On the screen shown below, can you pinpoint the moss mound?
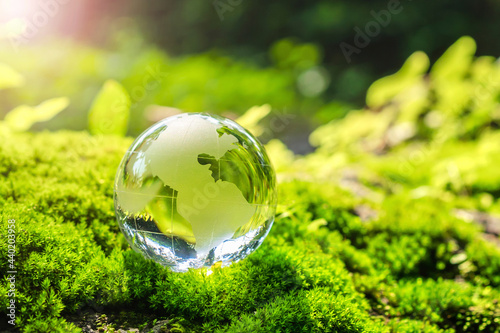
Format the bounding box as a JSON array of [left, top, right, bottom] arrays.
[[1, 37, 500, 332], [0, 132, 499, 332]]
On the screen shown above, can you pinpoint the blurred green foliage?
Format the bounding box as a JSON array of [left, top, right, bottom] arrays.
[[1, 36, 500, 332], [0, 36, 342, 136], [88, 80, 130, 136], [2, 0, 499, 117], [0, 62, 69, 134], [0, 63, 24, 90], [127, 0, 500, 103], [311, 36, 500, 152]]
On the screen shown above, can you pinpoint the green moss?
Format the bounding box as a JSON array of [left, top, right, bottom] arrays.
[[0, 131, 498, 332], [1, 38, 500, 332]]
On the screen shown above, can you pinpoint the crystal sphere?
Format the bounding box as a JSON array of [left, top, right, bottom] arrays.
[[114, 113, 277, 272]]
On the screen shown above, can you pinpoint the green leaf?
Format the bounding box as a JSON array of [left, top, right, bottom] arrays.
[[88, 80, 131, 136], [4, 97, 70, 132], [431, 36, 476, 81], [366, 51, 429, 108], [236, 104, 272, 136], [0, 62, 24, 90], [307, 218, 328, 232]]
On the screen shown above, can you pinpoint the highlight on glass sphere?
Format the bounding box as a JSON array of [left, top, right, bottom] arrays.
[[114, 112, 277, 272]]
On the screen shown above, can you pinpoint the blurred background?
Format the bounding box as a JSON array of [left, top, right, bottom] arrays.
[[0, 0, 499, 153]]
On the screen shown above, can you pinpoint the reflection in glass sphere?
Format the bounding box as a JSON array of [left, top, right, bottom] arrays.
[[114, 113, 277, 272]]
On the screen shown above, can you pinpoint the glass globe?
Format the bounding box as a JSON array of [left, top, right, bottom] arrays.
[[114, 113, 277, 272]]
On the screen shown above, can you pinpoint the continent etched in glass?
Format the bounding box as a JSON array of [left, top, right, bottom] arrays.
[[114, 113, 277, 272]]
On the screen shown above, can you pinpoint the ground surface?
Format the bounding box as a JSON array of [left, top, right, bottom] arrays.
[[1, 37, 500, 332], [0, 124, 499, 332]]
